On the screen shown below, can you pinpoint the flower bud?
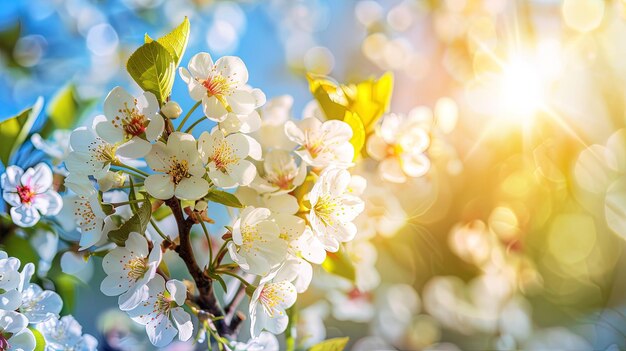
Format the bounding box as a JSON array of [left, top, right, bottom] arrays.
[[195, 200, 208, 211], [162, 101, 182, 119]]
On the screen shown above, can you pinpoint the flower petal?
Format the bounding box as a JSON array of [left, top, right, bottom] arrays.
[[145, 174, 175, 200]]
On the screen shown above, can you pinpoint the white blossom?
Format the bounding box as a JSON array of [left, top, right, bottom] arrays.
[[0, 310, 36, 351], [1, 163, 62, 227], [145, 132, 209, 200], [366, 113, 430, 183], [180, 52, 257, 122], [284, 117, 353, 168], [127, 275, 192, 348], [249, 274, 297, 337], [37, 315, 98, 351], [94, 86, 165, 158], [227, 207, 288, 276], [198, 129, 261, 189], [100, 232, 162, 311], [308, 168, 365, 251]]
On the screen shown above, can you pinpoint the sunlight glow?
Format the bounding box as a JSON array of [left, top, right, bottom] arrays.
[[500, 57, 544, 120]]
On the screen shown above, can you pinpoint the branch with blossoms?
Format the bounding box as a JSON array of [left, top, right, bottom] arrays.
[[0, 16, 438, 351]]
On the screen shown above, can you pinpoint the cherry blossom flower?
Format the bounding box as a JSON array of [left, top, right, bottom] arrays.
[[16, 261, 62, 324], [0, 251, 23, 311], [145, 132, 209, 200], [308, 168, 365, 251], [65, 126, 118, 179], [1, 163, 62, 227], [64, 174, 122, 250], [227, 206, 287, 276], [366, 113, 430, 183], [198, 129, 261, 189], [100, 232, 162, 311], [0, 310, 36, 351], [249, 274, 297, 337], [228, 331, 279, 351], [180, 52, 257, 121], [37, 315, 98, 351], [284, 117, 354, 168], [126, 275, 192, 348], [253, 95, 297, 151], [94, 86, 165, 158], [250, 150, 306, 194]]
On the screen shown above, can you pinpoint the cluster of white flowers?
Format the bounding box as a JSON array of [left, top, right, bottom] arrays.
[[0, 250, 97, 351], [51, 51, 367, 348]]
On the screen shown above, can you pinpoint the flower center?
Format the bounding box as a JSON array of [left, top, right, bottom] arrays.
[[0, 334, 10, 351], [240, 225, 265, 252], [112, 101, 149, 138], [89, 139, 117, 163], [124, 257, 148, 281], [211, 141, 237, 172], [168, 159, 190, 185], [266, 170, 296, 190], [154, 292, 172, 317], [202, 74, 231, 97], [313, 195, 338, 226], [122, 113, 148, 138], [74, 198, 97, 232], [16, 185, 35, 204], [303, 131, 327, 158], [259, 284, 284, 318]]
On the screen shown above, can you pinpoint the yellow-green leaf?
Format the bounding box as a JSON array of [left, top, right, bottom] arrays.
[[127, 41, 175, 103], [29, 327, 46, 351], [343, 111, 365, 161], [307, 73, 347, 120], [151, 17, 190, 67], [0, 97, 43, 166], [206, 189, 243, 208], [40, 84, 95, 138], [309, 337, 350, 351], [347, 72, 393, 133]]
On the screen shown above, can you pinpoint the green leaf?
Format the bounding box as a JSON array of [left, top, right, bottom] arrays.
[[152, 16, 190, 67], [29, 326, 46, 351], [0, 97, 43, 166], [309, 337, 350, 351], [343, 111, 365, 161], [107, 199, 152, 245], [206, 189, 243, 208], [321, 247, 355, 282], [126, 41, 175, 104], [55, 273, 78, 315], [40, 84, 95, 139]]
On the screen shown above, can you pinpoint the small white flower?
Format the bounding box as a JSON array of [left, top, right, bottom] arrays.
[[65, 126, 118, 179], [284, 117, 353, 168], [308, 168, 365, 251], [145, 132, 209, 200], [229, 331, 279, 351], [100, 232, 162, 311], [31, 130, 72, 175], [0, 310, 36, 351], [1, 163, 62, 227], [249, 274, 297, 337], [37, 315, 98, 351], [162, 100, 183, 119], [19, 283, 63, 324], [250, 150, 306, 194], [94, 87, 165, 159], [127, 275, 192, 348], [0, 251, 23, 311], [198, 129, 261, 189], [366, 113, 430, 183], [64, 175, 121, 250], [227, 207, 287, 276], [180, 52, 257, 121]]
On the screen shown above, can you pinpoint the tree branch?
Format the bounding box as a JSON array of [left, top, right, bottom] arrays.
[[165, 197, 243, 338]]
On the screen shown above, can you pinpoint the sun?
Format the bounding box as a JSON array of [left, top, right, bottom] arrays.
[[500, 56, 545, 121]]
